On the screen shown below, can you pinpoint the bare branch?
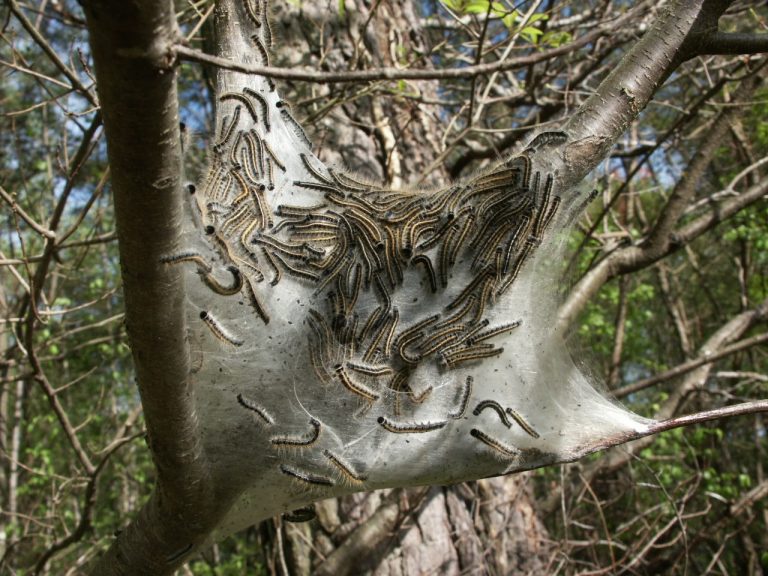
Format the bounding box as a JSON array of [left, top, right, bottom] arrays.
[[559, 0, 733, 187], [646, 400, 768, 436], [32, 433, 142, 575], [6, 0, 97, 106], [701, 32, 768, 55], [173, 9, 635, 85], [583, 297, 768, 478], [0, 185, 56, 239], [614, 332, 768, 398], [81, 0, 221, 572], [558, 128, 768, 332], [730, 479, 768, 516]]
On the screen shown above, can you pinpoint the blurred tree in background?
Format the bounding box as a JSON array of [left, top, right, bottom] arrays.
[[1, 0, 767, 573]]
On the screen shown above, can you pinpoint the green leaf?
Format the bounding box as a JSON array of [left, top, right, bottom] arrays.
[[464, 0, 491, 14], [53, 297, 72, 308], [521, 26, 543, 44], [542, 31, 572, 48], [440, 0, 463, 11], [739, 473, 751, 488], [502, 13, 516, 28], [527, 13, 549, 24], [489, 2, 507, 18]]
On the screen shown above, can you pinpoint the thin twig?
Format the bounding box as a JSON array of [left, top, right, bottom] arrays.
[[32, 432, 143, 575], [614, 332, 768, 398], [0, 185, 55, 239], [7, 0, 97, 105], [174, 19, 621, 84], [646, 400, 768, 436]]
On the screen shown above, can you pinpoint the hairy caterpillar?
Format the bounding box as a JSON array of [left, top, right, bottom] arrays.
[[377, 416, 447, 434]]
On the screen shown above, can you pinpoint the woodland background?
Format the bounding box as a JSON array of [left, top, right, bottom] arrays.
[[1, 0, 767, 574]]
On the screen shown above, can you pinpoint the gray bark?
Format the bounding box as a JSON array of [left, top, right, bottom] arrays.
[[83, 1, 221, 573]]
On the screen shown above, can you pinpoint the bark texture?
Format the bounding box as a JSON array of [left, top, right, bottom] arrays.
[[83, 1, 220, 573]]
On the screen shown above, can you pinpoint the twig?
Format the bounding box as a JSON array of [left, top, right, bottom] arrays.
[[615, 333, 768, 398], [645, 400, 768, 436], [7, 0, 97, 105], [174, 19, 620, 84], [0, 185, 55, 239], [32, 432, 143, 575]]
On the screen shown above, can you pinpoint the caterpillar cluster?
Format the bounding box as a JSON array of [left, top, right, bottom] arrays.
[[297, 154, 559, 420], [172, 0, 560, 490], [172, 91, 560, 393]]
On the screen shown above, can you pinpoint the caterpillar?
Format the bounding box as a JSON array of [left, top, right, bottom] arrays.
[[377, 416, 446, 434]]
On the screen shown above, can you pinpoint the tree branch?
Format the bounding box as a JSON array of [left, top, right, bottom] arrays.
[[701, 32, 768, 55], [730, 478, 768, 516], [614, 332, 768, 398], [73, 0, 763, 571], [0, 185, 55, 239], [587, 297, 768, 476], [563, 74, 732, 279], [81, 1, 219, 573], [646, 400, 768, 436], [542, 296, 768, 516], [558, 0, 732, 188], [6, 0, 97, 106], [173, 6, 636, 85], [557, 103, 768, 333], [644, 78, 753, 254], [33, 433, 141, 575]]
